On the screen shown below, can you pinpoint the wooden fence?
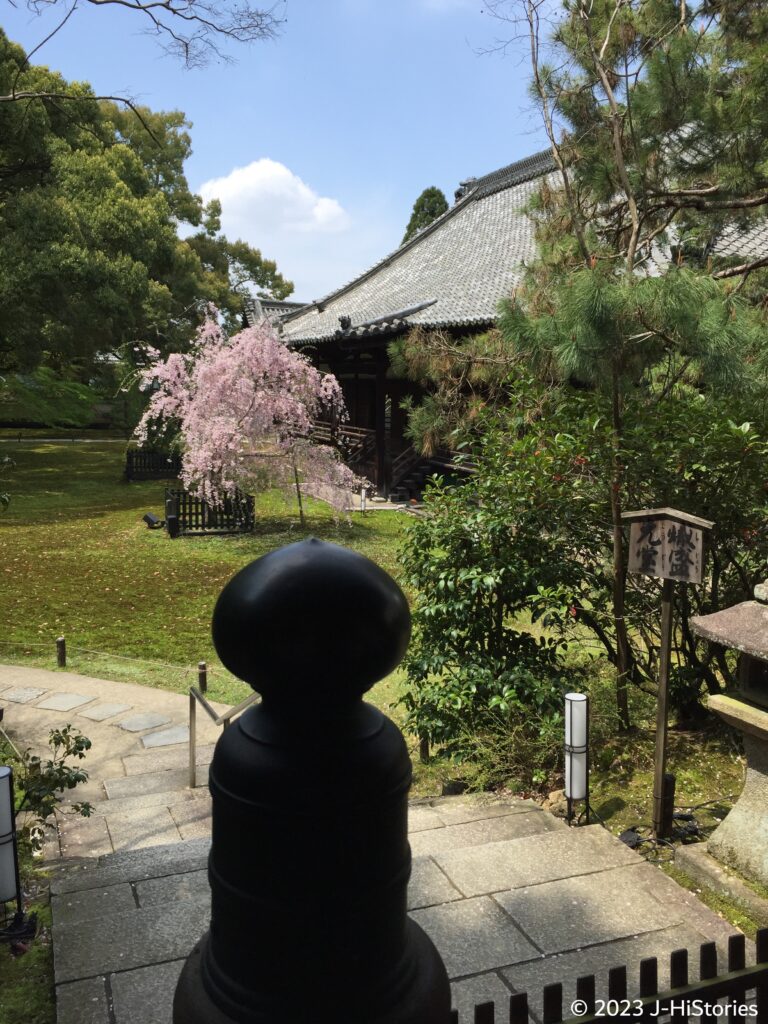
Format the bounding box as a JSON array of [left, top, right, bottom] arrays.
[[125, 450, 181, 481], [454, 930, 767, 1022], [164, 487, 254, 536]]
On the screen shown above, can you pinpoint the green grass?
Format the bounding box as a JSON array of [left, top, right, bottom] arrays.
[[0, 441, 409, 709], [0, 885, 54, 1024], [663, 864, 764, 941]]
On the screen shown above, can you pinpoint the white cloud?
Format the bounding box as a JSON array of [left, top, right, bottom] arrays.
[[196, 160, 396, 303], [199, 159, 351, 236]]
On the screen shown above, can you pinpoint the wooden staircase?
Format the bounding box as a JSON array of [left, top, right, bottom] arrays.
[[388, 448, 475, 503]]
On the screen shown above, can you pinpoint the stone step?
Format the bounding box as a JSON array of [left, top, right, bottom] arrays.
[[56, 792, 212, 858], [408, 801, 564, 857], [122, 743, 216, 777], [102, 765, 208, 801], [83, 785, 210, 819], [52, 836, 212, 893]]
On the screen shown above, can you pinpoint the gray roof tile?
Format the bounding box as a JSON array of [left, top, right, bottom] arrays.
[[280, 150, 767, 347], [283, 155, 555, 347]]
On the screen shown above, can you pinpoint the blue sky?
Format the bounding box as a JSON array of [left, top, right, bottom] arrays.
[[2, 0, 549, 301]]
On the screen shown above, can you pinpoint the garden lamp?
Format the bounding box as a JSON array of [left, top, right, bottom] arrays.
[[0, 766, 22, 915], [564, 693, 589, 825]]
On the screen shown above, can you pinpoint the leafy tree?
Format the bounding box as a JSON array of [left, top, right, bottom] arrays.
[[134, 313, 361, 517], [402, 186, 449, 244], [1, 0, 284, 105], [399, 384, 581, 786], [400, 0, 768, 730], [400, 379, 768, 776], [0, 31, 292, 382]]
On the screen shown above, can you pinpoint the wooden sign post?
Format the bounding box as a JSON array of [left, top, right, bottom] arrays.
[[622, 507, 714, 840]]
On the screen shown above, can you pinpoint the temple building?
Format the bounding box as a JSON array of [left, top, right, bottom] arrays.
[[246, 147, 768, 498]]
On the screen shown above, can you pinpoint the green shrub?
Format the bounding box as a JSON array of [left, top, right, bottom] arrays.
[[10, 726, 93, 849], [398, 378, 768, 784]]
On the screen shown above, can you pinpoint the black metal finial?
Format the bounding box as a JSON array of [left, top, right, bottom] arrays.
[[175, 539, 450, 1023], [211, 538, 411, 707]]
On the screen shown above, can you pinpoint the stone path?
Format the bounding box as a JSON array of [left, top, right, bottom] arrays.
[[0, 664, 226, 859], [0, 665, 750, 1024]]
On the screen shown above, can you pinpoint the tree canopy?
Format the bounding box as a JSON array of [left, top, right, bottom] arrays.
[[397, 0, 768, 734], [0, 29, 292, 378], [402, 186, 449, 244], [135, 314, 360, 514]]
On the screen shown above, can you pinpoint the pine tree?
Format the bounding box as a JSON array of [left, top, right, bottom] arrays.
[[396, 0, 768, 731], [487, 0, 768, 728], [402, 187, 449, 244]]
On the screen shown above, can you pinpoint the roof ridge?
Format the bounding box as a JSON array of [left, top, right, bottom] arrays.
[[280, 148, 554, 325]]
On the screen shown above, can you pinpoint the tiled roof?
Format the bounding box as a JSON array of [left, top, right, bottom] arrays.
[[281, 151, 558, 347], [711, 218, 768, 262], [243, 297, 308, 328], [280, 148, 767, 348]]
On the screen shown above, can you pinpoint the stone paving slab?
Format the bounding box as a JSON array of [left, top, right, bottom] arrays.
[[117, 712, 173, 733], [408, 805, 446, 832], [434, 825, 637, 897], [80, 702, 132, 721], [111, 960, 185, 1024], [48, 797, 749, 1024], [135, 868, 208, 909], [499, 924, 731, 1021], [2, 685, 47, 703], [56, 977, 110, 1024], [408, 856, 464, 910], [87, 786, 209, 818], [35, 691, 95, 711], [53, 898, 210, 983], [141, 724, 189, 748], [105, 806, 183, 852], [450, 972, 516, 1023], [411, 894, 540, 977], [52, 838, 212, 895], [169, 799, 211, 840], [58, 815, 114, 861], [410, 809, 560, 858], [122, 743, 215, 776], [495, 864, 679, 954], [51, 882, 136, 927], [431, 796, 546, 826], [104, 767, 206, 801]]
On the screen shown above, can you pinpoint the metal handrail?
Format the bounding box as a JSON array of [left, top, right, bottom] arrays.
[[188, 663, 260, 787]]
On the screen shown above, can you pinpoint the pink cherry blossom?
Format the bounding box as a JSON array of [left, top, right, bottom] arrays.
[[135, 313, 362, 513]]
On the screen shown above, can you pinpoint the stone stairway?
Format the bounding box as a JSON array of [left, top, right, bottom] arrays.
[[58, 744, 215, 860], [48, 793, 744, 1024], [0, 665, 226, 860], [1, 666, 748, 1024]]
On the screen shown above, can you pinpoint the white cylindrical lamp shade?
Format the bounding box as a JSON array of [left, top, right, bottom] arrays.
[[564, 693, 588, 801], [0, 766, 18, 904]]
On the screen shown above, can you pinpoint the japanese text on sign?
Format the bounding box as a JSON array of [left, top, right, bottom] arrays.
[[627, 518, 703, 583]]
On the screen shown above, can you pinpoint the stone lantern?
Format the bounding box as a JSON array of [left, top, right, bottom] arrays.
[[173, 538, 451, 1024], [690, 583, 768, 886]]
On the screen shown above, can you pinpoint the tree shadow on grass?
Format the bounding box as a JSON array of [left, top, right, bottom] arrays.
[[595, 796, 627, 821]]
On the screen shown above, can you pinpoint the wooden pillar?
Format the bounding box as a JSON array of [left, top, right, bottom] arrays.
[[375, 355, 390, 497]]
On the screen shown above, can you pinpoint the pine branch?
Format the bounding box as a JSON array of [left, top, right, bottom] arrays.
[[523, 0, 592, 264], [713, 255, 768, 280]]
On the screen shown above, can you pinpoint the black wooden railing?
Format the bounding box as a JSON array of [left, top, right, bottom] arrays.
[[454, 930, 768, 1022], [125, 449, 181, 481], [165, 487, 254, 536], [311, 420, 377, 464]]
